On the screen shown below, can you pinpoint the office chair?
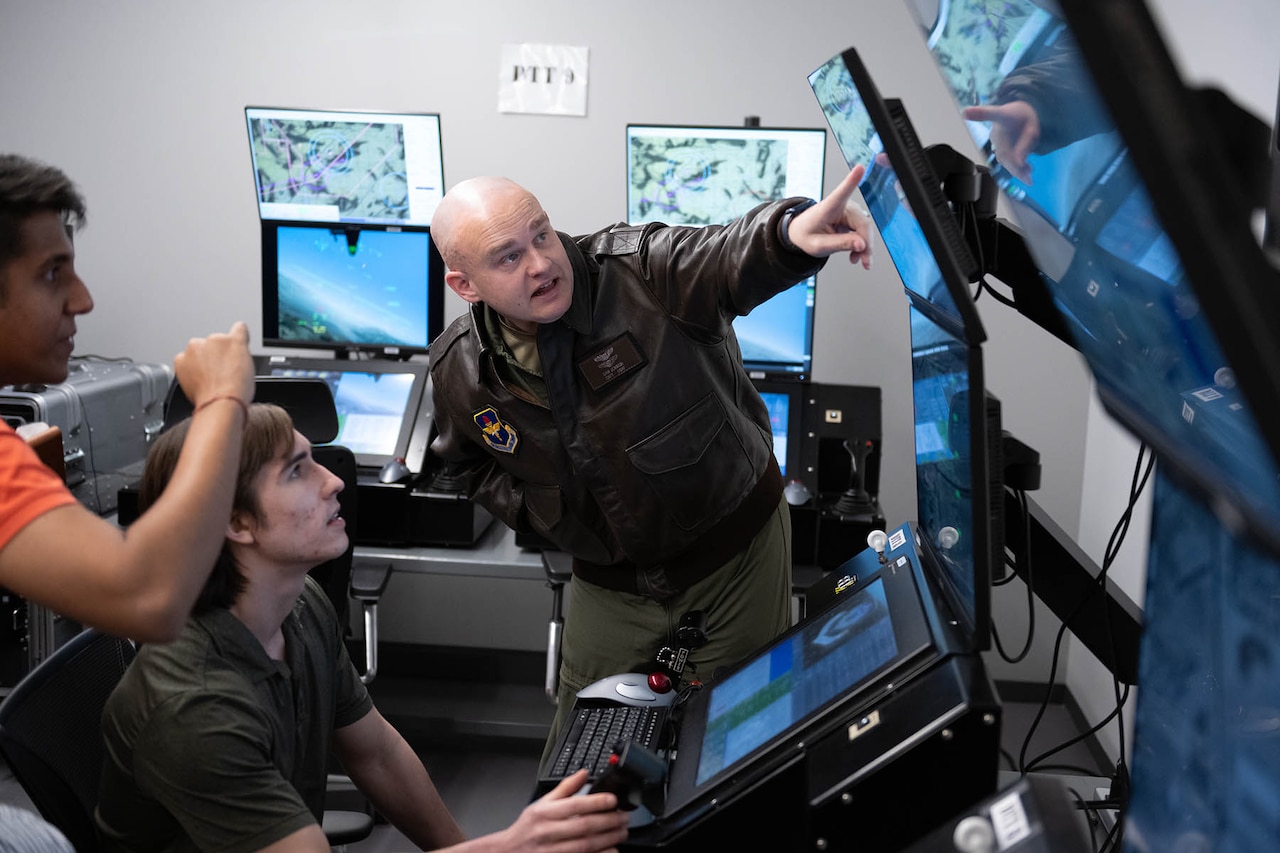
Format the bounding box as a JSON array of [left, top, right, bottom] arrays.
[[310, 443, 390, 684], [0, 628, 135, 852]]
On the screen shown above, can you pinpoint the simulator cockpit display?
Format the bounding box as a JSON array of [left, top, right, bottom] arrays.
[[246, 106, 447, 357], [905, 0, 1280, 552], [245, 106, 444, 227], [626, 123, 826, 378], [901, 0, 1280, 849], [809, 47, 1000, 651]]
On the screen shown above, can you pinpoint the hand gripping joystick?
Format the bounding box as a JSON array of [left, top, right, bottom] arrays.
[[593, 741, 668, 812]]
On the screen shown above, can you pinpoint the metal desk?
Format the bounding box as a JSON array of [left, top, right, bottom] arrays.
[[352, 522, 544, 581], [350, 524, 553, 653]]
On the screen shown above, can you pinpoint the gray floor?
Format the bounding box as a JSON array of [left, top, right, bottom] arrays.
[[0, 668, 1112, 852]]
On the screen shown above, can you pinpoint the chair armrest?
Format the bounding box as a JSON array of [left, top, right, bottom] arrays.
[[350, 562, 392, 601]]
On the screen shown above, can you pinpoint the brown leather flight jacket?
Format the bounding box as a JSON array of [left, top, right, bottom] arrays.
[[428, 198, 825, 597]]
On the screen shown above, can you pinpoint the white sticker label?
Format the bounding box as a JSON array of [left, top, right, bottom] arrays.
[[990, 790, 1032, 848]]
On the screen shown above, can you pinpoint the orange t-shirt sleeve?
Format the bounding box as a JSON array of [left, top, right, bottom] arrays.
[[0, 423, 78, 551]]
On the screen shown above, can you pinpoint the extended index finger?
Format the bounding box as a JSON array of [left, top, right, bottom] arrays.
[[825, 164, 866, 208]]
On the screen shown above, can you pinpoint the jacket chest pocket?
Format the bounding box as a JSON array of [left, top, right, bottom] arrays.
[[627, 393, 756, 531]]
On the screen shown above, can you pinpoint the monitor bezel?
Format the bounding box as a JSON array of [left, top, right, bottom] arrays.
[[244, 105, 445, 228], [625, 122, 827, 380], [259, 219, 445, 358], [256, 355, 429, 471]]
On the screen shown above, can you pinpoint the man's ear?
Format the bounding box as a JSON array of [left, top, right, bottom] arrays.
[[225, 511, 256, 546], [445, 269, 481, 304]]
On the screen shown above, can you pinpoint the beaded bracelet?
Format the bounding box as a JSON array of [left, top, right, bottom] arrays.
[[194, 394, 250, 423]]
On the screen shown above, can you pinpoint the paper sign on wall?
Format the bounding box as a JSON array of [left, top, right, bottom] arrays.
[[498, 43, 589, 116]]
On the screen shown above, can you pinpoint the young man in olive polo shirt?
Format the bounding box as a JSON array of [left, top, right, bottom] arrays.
[[96, 404, 629, 852]]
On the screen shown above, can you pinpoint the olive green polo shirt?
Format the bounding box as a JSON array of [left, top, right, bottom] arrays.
[[96, 577, 373, 853]]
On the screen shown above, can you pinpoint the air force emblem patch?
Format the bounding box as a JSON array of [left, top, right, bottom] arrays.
[[473, 406, 519, 454]]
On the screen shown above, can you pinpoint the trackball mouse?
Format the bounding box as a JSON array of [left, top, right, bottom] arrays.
[[378, 457, 413, 484]]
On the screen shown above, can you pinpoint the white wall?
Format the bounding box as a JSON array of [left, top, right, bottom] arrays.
[[3, 0, 1275, 757]]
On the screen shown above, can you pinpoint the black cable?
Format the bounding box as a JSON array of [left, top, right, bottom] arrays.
[[1025, 683, 1130, 773], [1087, 444, 1152, 811], [1000, 746, 1018, 771], [1098, 813, 1123, 853], [1067, 786, 1103, 853], [980, 277, 1019, 308], [1017, 445, 1152, 779], [991, 490, 1035, 663]]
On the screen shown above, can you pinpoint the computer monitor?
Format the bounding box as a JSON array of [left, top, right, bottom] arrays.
[[751, 378, 804, 480], [245, 106, 444, 227], [808, 48, 996, 647], [666, 544, 938, 805], [906, 0, 1280, 552], [625, 123, 827, 378], [908, 305, 996, 650], [259, 220, 445, 356], [257, 356, 429, 472], [808, 48, 984, 345]]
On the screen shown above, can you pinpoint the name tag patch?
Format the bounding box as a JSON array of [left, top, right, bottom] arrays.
[[577, 333, 647, 391]]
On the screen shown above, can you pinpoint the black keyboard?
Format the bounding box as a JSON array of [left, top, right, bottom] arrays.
[[548, 704, 666, 780]]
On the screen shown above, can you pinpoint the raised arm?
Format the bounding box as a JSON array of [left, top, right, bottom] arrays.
[[0, 322, 255, 641]]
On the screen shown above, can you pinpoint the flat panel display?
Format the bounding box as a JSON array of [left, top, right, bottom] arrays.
[[909, 306, 993, 648], [664, 547, 936, 806], [246, 106, 444, 227], [261, 357, 427, 470], [260, 221, 445, 356], [808, 49, 983, 344], [626, 123, 826, 378], [753, 380, 803, 479], [906, 0, 1280, 549], [808, 48, 995, 645]]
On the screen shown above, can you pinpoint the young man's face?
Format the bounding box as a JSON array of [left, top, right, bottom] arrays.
[[243, 431, 348, 573], [443, 187, 574, 333], [0, 210, 94, 385]]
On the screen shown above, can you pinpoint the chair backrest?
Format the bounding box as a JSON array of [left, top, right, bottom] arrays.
[[0, 629, 136, 852]]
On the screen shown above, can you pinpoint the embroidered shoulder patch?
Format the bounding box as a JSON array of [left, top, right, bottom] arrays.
[[473, 406, 519, 454]]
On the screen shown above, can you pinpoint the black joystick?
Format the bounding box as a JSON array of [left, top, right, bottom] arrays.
[[429, 465, 466, 493], [593, 741, 667, 812], [832, 438, 877, 519]]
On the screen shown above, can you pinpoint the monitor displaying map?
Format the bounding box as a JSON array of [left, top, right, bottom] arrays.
[[626, 124, 826, 226], [246, 106, 445, 227], [626, 123, 826, 378]]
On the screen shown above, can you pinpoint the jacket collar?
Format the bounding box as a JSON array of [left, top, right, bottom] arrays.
[[557, 231, 594, 335]]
